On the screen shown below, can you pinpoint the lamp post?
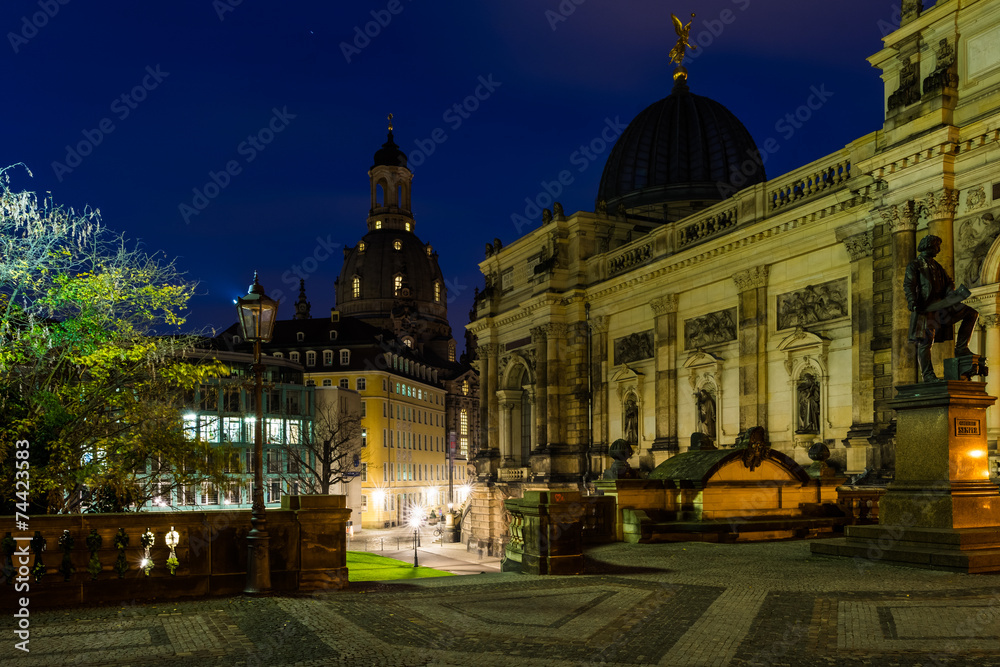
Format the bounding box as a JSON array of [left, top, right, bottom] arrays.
[[237, 272, 278, 594], [409, 512, 421, 568]]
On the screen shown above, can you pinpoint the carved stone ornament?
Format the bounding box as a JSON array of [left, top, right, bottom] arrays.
[[843, 231, 873, 262], [776, 278, 849, 330], [614, 331, 654, 366], [888, 56, 921, 111], [530, 326, 546, 343], [881, 202, 918, 232], [923, 38, 959, 95], [966, 186, 987, 212], [649, 294, 679, 316], [955, 211, 1000, 287], [981, 314, 1000, 329], [924, 189, 959, 218], [732, 265, 769, 292], [684, 308, 737, 350], [589, 315, 610, 334]]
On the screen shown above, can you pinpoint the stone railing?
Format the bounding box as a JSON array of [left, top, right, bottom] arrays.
[[497, 466, 530, 482], [0, 495, 350, 609], [768, 150, 852, 211], [677, 206, 738, 249], [607, 240, 653, 277], [835, 485, 885, 524]]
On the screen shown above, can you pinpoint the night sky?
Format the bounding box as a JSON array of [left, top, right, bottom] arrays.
[[3, 1, 902, 353]]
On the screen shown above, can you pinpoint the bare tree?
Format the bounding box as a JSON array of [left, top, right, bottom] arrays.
[[282, 394, 365, 495]]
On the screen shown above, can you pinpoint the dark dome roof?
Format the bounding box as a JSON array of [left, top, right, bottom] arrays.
[[597, 81, 766, 212], [336, 229, 444, 312], [373, 131, 407, 169]]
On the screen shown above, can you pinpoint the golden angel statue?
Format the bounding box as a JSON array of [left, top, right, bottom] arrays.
[[668, 13, 696, 68]]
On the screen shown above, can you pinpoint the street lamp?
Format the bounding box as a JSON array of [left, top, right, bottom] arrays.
[[409, 512, 422, 568], [237, 272, 278, 594]]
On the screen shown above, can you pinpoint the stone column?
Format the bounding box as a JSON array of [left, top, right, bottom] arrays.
[[482, 343, 500, 453], [733, 266, 770, 430], [650, 294, 679, 452], [546, 324, 566, 446], [531, 326, 548, 449], [885, 202, 919, 387], [925, 188, 959, 281], [843, 230, 876, 472], [981, 314, 1000, 452], [478, 343, 492, 453]]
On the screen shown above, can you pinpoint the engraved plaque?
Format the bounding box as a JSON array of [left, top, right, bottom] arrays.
[[955, 418, 981, 437]]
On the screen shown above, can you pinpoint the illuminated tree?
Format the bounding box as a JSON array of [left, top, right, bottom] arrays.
[[0, 165, 231, 513], [281, 395, 364, 495]]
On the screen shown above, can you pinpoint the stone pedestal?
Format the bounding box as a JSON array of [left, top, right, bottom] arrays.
[[503, 490, 585, 575], [813, 381, 1000, 572]]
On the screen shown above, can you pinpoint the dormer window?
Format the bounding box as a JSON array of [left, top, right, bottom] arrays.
[[358, 241, 366, 253], [340, 349, 350, 365], [393, 239, 402, 251], [306, 351, 316, 366], [426, 245, 432, 256], [296, 332, 304, 342], [352, 276, 361, 298], [329, 330, 337, 340], [290, 351, 300, 363], [323, 350, 333, 365]]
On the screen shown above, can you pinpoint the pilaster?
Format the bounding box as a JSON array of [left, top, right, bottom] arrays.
[[650, 294, 679, 452], [732, 266, 770, 430]]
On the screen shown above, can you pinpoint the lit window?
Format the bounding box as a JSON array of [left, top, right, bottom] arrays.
[[353, 276, 361, 298], [462, 380, 469, 395], [361, 429, 368, 449], [394, 239, 402, 251], [405, 222, 411, 232], [359, 241, 366, 252], [375, 220, 382, 229], [434, 281, 441, 303], [394, 275, 402, 293], [306, 351, 316, 366], [340, 349, 350, 365], [324, 350, 333, 365], [357, 377, 366, 391], [426, 244, 432, 256]]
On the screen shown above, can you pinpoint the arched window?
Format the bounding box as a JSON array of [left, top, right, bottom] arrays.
[[376, 183, 385, 206], [405, 222, 411, 232], [398, 185, 403, 206], [460, 409, 469, 457], [426, 244, 432, 256], [393, 239, 402, 251], [352, 276, 361, 298], [358, 241, 366, 253], [374, 220, 382, 230], [394, 275, 402, 294], [434, 281, 441, 303]]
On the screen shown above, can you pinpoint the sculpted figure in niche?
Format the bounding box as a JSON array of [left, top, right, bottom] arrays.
[[695, 388, 716, 439], [623, 396, 639, 445], [903, 234, 979, 381], [797, 374, 820, 433]]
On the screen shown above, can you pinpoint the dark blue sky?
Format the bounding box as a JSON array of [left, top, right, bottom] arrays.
[[3, 1, 901, 352]]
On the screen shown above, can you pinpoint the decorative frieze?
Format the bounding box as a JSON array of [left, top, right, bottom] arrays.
[[649, 294, 678, 316], [966, 186, 987, 213], [888, 56, 921, 111], [956, 210, 1000, 287], [843, 231, 873, 261], [980, 314, 1000, 329], [684, 308, 737, 350], [613, 331, 654, 366], [776, 278, 849, 330], [732, 265, 769, 292], [923, 38, 958, 94]]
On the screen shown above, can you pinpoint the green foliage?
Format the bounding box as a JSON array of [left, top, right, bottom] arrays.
[[0, 164, 230, 513], [346, 551, 455, 582]]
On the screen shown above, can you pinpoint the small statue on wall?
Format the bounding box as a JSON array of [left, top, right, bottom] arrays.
[[695, 388, 716, 440], [797, 373, 820, 433], [623, 395, 639, 445]]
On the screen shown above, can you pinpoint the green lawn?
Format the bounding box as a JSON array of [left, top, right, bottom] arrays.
[[346, 551, 456, 582]]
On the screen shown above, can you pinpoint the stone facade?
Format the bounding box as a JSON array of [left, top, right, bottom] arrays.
[[465, 1, 1000, 554]]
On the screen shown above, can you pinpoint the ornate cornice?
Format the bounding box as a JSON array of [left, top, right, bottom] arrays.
[[979, 314, 1000, 329], [478, 343, 498, 357], [649, 294, 678, 316], [843, 230, 873, 262], [732, 265, 770, 292], [545, 323, 568, 338]]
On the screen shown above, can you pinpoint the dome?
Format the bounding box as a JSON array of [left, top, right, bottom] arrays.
[[597, 80, 766, 213], [373, 131, 407, 169], [336, 228, 446, 321]]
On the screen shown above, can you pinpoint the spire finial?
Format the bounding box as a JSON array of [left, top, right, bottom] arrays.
[[387, 112, 393, 132], [668, 13, 696, 85]]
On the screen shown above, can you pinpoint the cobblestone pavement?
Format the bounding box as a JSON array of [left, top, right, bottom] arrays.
[[5, 540, 1000, 666]]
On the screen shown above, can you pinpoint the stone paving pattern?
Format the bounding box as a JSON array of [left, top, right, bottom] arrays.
[[4, 540, 1000, 666]]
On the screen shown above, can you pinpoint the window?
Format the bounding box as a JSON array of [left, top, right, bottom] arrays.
[[323, 379, 333, 387], [383, 428, 387, 446], [383, 403, 387, 417], [329, 330, 337, 340], [200, 417, 219, 443], [460, 409, 469, 458], [296, 332, 304, 342], [286, 392, 300, 415], [362, 495, 368, 511], [359, 241, 366, 253], [225, 485, 241, 505], [306, 351, 316, 366], [383, 463, 388, 482], [306, 379, 315, 387], [393, 239, 402, 250], [361, 428, 367, 448], [223, 417, 242, 443], [434, 281, 441, 302], [375, 220, 382, 229], [287, 421, 301, 445], [352, 276, 361, 298], [383, 378, 388, 391], [357, 377, 366, 391], [272, 351, 283, 358], [405, 222, 411, 232], [288, 451, 300, 473], [361, 462, 368, 481], [463, 380, 469, 395], [267, 450, 282, 474], [339, 378, 349, 389], [394, 275, 402, 294], [290, 351, 300, 363], [184, 484, 196, 506], [268, 481, 282, 504], [340, 349, 350, 365], [324, 350, 333, 365], [361, 401, 367, 417], [201, 484, 219, 505]]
